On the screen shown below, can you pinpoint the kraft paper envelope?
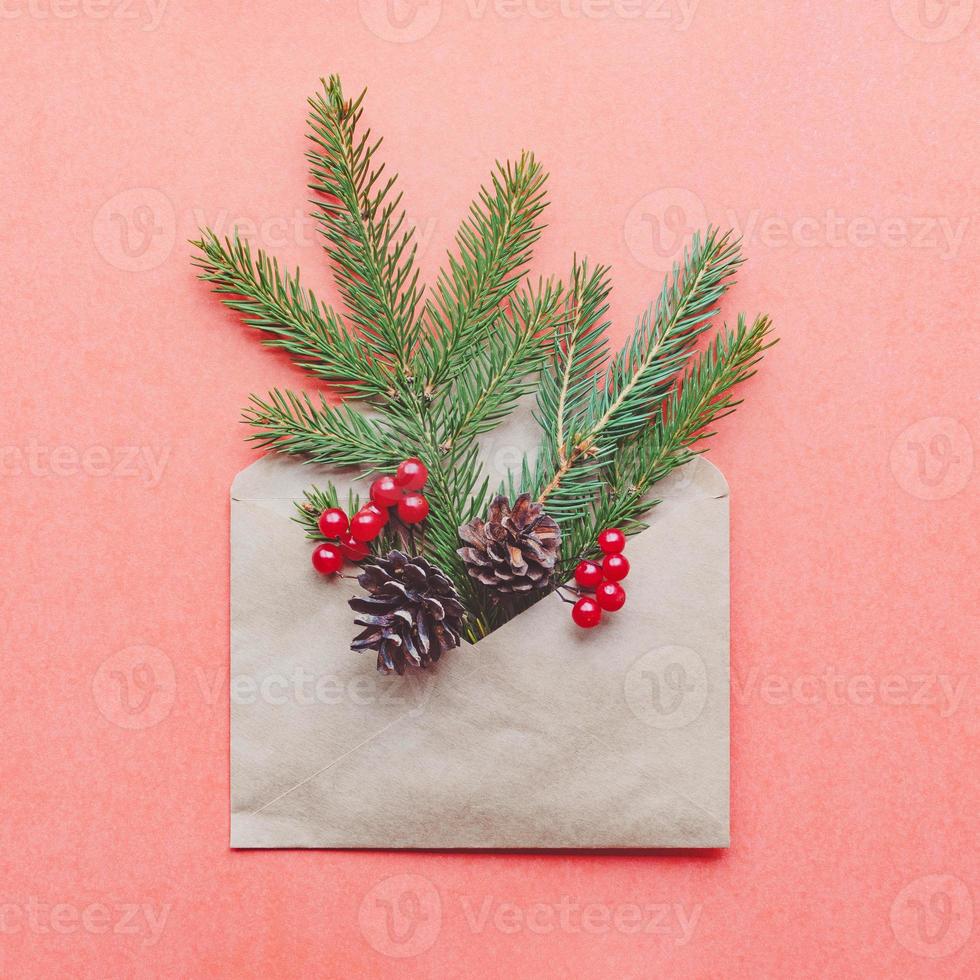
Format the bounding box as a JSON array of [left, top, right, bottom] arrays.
[[230, 417, 730, 849]]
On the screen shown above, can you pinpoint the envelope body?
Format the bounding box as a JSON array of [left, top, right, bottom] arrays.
[[230, 453, 730, 849]]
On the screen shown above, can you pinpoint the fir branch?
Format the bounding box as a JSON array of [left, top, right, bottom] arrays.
[[417, 153, 549, 391], [307, 76, 423, 374], [554, 489, 657, 582], [546, 260, 612, 453], [529, 260, 613, 520], [373, 392, 506, 633], [535, 228, 742, 508], [293, 484, 362, 540], [557, 313, 775, 576], [410, 276, 566, 634], [615, 313, 775, 490], [594, 229, 742, 445], [193, 76, 777, 645], [191, 230, 390, 398], [435, 277, 564, 451], [242, 389, 401, 471]]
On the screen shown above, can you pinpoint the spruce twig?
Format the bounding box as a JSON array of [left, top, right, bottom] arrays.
[[534, 229, 742, 516], [191, 230, 390, 399], [242, 389, 401, 471], [294, 484, 363, 540], [306, 76, 423, 378], [417, 153, 550, 393], [435, 277, 565, 450], [192, 77, 775, 642], [556, 313, 776, 577]]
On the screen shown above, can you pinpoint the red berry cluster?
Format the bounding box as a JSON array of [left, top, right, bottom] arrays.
[[311, 458, 430, 575], [570, 528, 630, 628]]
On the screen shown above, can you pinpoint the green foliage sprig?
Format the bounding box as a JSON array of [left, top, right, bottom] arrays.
[[193, 75, 775, 640]]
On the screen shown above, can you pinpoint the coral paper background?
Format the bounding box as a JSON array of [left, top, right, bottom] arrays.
[[1, 1, 977, 977]]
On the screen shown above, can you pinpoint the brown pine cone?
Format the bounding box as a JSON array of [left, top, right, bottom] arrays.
[[349, 551, 466, 674], [458, 493, 561, 595]]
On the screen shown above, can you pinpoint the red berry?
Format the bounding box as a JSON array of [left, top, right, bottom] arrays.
[[362, 503, 389, 526], [598, 528, 626, 554], [338, 534, 370, 561], [574, 560, 603, 589], [571, 596, 602, 628], [602, 553, 630, 581], [350, 508, 385, 542], [395, 457, 428, 491], [311, 543, 343, 575], [397, 493, 429, 524], [595, 581, 626, 612], [370, 475, 402, 507], [317, 507, 349, 539]]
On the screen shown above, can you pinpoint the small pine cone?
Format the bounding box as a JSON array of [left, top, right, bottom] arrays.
[[458, 493, 561, 595], [349, 551, 466, 675]]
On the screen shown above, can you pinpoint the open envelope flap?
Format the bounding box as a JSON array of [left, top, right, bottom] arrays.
[[231, 454, 729, 849]]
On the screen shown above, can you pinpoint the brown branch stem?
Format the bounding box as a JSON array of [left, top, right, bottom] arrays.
[[536, 439, 592, 504]]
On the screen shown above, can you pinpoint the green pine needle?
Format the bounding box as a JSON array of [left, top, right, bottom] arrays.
[[417, 152, 550, 392], [306, 76, 423, 375], [190, 230, 390, 399], [557, 313, 776, 576], [242, 389, 401, 472], [192, 76, 775, 639], [435, 276, 564, 449], [294, 484, 363, 540], [534, 228, 743, 512]]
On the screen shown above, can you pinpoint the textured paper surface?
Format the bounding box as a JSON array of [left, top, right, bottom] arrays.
[[230, 414, 730, 849], [7, 8, 976, 973]]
